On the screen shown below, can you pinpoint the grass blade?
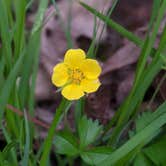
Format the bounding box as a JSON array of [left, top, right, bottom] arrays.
[[0, 0, 12, 70], [0, 51, 25, 121], [18, 0, 48, 109], [80, 1, 142, 47]]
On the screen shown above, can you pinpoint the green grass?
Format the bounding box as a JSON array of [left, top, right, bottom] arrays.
[[0, 0, 166, 165]]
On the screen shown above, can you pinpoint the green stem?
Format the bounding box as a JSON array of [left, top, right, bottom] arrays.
[[75, 97, 85, 131], [40, 98, 71, 165]]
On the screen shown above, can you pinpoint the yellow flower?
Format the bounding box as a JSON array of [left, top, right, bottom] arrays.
[[52, 49, 101, 100]]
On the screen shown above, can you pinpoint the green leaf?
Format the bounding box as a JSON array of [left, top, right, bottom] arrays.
[[53, 130, 79, 156], [143, 135, 166, 165], [78, 116, 103, 148], [81, 146, 112, 165]]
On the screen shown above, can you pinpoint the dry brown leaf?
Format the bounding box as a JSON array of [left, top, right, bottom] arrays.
[[101, 42, 140, 76]]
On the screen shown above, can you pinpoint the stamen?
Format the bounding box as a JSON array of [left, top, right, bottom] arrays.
[[68, 68, 84, 84]]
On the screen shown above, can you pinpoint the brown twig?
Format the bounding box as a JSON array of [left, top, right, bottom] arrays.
[[6, 104, 50, 129]]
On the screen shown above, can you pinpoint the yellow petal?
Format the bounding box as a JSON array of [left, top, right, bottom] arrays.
[[64, 49, 86, 67], [52, 63, 68, 87], [61, 84, 84, 100], [81, 79, 101, 93], [81, 59, 101, 79]]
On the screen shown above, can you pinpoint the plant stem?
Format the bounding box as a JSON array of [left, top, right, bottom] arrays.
[[40, 98, 71, 165]]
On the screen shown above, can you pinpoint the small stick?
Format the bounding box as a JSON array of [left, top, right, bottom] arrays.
[[6, 104, 50, 129]]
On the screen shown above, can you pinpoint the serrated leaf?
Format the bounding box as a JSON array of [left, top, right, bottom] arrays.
[[143, 135, 166, 165], [78, 116, 103, 148], [81, 146, 112, 165], [53, 130, 79, 156]]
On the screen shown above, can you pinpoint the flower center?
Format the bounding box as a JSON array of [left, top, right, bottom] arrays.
[[68, 68, 84, 84]]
